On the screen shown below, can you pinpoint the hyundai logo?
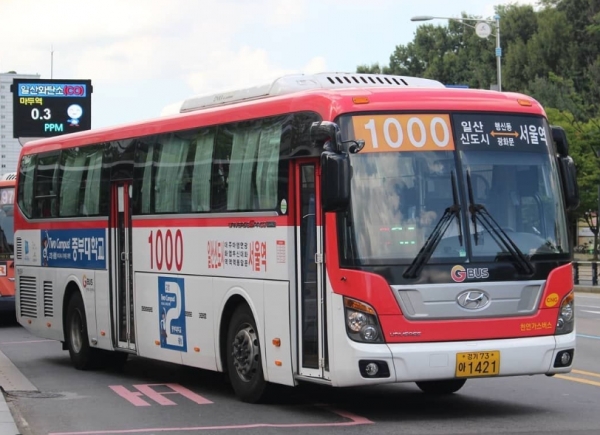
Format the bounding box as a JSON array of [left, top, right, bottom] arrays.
[[457, 290, 490, 310]]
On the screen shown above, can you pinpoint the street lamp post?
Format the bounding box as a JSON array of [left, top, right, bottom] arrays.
[[411, 15, 502, 92]]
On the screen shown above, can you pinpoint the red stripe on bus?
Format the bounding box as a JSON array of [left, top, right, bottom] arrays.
[[131, 215, 293, 228], [14, 215, 293, 230]]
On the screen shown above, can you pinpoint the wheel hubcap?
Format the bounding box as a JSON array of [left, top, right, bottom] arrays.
[[70, 309, 83, 354], [231, 324, 259, 382]]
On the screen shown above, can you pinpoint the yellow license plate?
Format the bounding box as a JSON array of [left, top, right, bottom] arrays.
[[455, 351, 500, 377]]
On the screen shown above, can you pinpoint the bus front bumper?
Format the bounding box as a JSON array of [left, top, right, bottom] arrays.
[[330, 331, 576, 387]]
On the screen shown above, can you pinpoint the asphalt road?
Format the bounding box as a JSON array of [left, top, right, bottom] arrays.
[[0, 294, 598, 435]]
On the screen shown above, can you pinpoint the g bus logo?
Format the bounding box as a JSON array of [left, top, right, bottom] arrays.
[[82, 274, 94, 289], [451, 265, 467, 282], [451, 265, 490, 282], [64, 85, 85, 96]]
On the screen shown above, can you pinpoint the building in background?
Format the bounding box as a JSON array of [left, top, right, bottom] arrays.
[[0, 71, 40, 177]]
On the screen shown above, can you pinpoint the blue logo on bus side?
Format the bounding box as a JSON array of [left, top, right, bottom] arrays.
[[158, 276, 187, 352], [41, 229, 106, 269]]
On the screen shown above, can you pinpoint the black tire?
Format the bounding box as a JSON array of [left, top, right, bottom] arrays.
[[226, 304, 268, 403], [66, 292, 99, 370], [415, 379, 467, 394]]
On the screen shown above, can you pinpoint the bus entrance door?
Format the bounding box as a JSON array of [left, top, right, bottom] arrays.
[[296, 161, 328, 380], [110, 181, 136, 351]]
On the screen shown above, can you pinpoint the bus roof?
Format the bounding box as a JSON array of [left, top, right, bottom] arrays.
[[20, 74, 545, 154], [178, 73, 446, 113]]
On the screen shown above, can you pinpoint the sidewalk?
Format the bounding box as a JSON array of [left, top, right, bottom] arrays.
[[575, 284, 600, 293], [0, 392, 19, 435], [0, 348, 38, 435]]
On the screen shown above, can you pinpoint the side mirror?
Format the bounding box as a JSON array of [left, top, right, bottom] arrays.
[[311, 121, 342, 152], [551, 125, 569, 157], [321, 151, 350, 212], [558, 156, 579, 211]]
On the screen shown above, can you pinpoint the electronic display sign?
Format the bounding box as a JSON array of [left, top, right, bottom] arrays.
[[11, 79, 93, 138]]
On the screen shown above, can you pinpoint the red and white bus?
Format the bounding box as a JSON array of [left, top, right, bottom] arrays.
[[0, 172, 16, 313], [14, 73, 579, 402]]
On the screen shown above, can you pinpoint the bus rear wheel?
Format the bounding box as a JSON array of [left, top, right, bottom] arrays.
[[66, 292, 100, 370], [415, 379, 466, 394], [226, 305, 268, 403]]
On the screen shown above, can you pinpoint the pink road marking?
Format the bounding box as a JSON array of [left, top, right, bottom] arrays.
[[46, 407, 373, 435], [133, 385, 177, 406], [112, 384, 213, 406], [162, 383, 213, 405], [109, 386, 151, 407]]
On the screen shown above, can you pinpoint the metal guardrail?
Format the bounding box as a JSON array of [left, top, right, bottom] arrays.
[[573, 261, 598, 286]]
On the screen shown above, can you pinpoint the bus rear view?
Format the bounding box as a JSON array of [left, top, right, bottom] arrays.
[[0, 172, 16, 313]]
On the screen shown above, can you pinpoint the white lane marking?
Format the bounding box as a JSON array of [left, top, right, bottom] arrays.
[[580, 310, 600, 315]]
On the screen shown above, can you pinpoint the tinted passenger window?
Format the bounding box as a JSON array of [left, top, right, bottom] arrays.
[[215, 116, 285, 212], [17, 155, 36, 218], [136, 130, 212, 214], [59, 146, 107, 217], [34, 154, 60, 218], [135, 116, 285, 214], [154, 133, 193, 213]]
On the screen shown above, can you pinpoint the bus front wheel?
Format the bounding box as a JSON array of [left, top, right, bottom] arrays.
[[226, 304, 268, 403], [66, 292, 99, 370], [415, 379, 466, 394]]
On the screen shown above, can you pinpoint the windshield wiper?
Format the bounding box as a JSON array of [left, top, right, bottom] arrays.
[[466, 170, 535, 275], [466, 169, 480, 245], [403, 171, 462, 279]]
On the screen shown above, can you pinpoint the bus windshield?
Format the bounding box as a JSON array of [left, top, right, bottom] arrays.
[[339, 113, 569, 266], [0, 187, 14, 259]]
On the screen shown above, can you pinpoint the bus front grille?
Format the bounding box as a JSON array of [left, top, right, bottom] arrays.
[[19, 276, 37, 318]]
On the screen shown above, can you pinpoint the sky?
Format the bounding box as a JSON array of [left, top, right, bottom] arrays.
[[0, 0, 539, 129]]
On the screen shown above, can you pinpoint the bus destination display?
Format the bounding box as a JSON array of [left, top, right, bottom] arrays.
[[11, 79, 92, 138]]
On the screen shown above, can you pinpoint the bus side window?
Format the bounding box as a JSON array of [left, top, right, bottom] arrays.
[[154, 135, 192, 214], [18, 155, 36, 218], [191, 129, 215, 212], [36, 198, 48, 217], [211, 127, 232, 212], [33, 153, 60, 219], [59, 148, 87, 217], [81, 148, 105, 216]]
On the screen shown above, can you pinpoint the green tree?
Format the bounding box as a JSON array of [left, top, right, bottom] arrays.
[[545, 107, 600, 257], [356, 0, 600, 250]]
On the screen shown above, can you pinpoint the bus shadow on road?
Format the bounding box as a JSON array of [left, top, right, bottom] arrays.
[[31, 350, 548, 423], [294, 384, 543, 422], [107, 356, 546, 421], [0, 313, 18, 327]]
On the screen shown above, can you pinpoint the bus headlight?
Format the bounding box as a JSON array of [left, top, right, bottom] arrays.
[[347, 311, 368, 332], [555, 291, 575, 335], [344, 297, 383, 343]]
